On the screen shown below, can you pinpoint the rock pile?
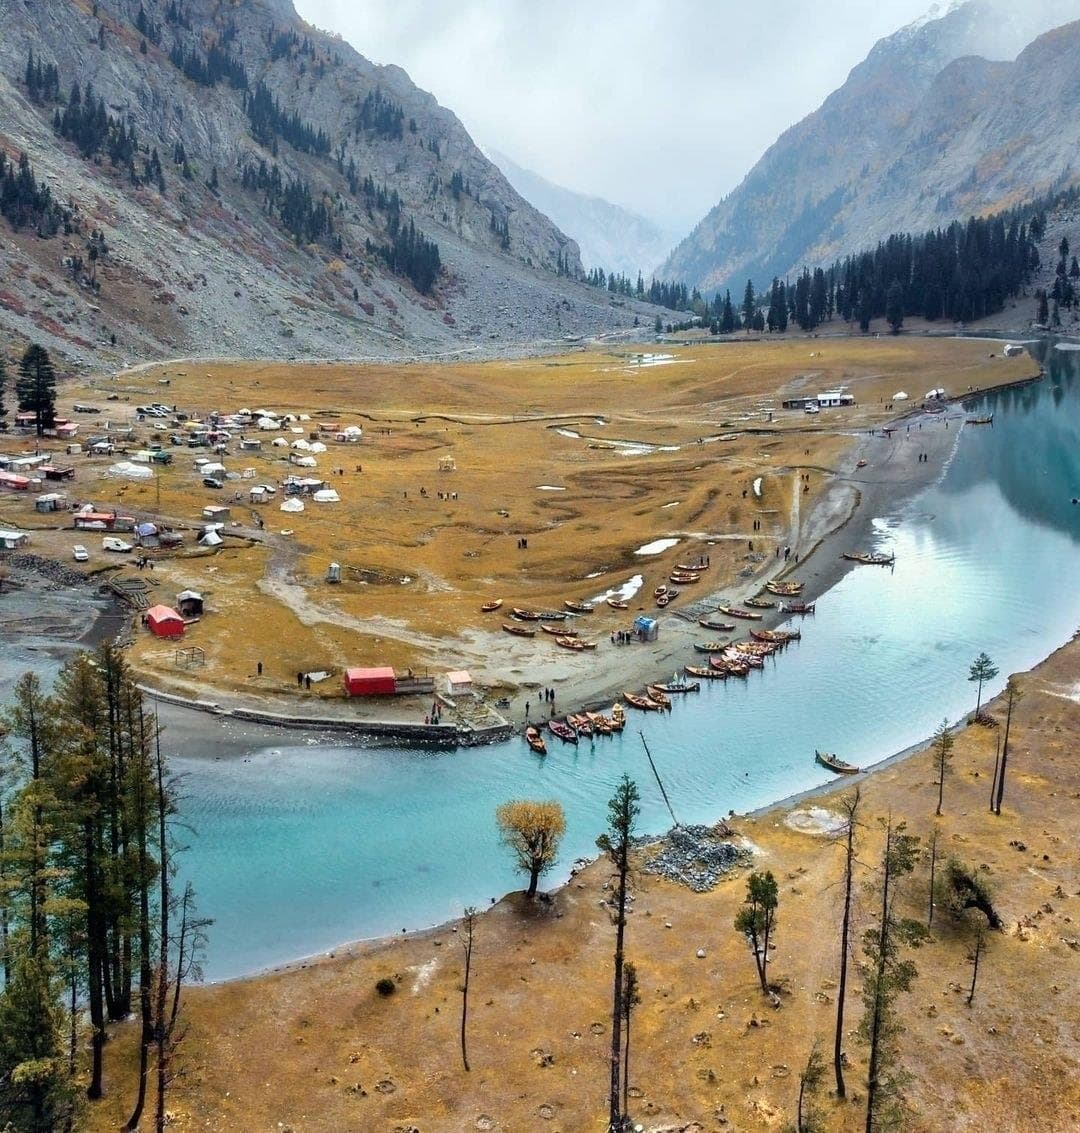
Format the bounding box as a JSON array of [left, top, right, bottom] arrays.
[[640, 824, 750, 892], [4, 553, 87, 590]]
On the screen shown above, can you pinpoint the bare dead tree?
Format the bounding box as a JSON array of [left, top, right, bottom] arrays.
[[992, 678, 1023, 816], [460, 906, 476, 1072], [833, 786, 861, 1099]]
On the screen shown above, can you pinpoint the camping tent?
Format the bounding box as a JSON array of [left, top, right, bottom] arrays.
[[107, 462, 153, 480], [199, 529, 223, 547], [312, 489, 340, 503], [280, 498, 305, 514], [176, 590, 203, 617], [145, 606, 185, 638], [893, 391, 909, 401]]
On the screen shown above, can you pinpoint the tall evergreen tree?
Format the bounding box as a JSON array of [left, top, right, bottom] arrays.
[[741, 279, 756, 331], [16, 345, 56, 436]]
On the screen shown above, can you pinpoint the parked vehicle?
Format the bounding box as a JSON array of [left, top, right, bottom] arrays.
[[72, 544, 89, 562], [101, 537, 133, 553], [202, 477, 224, 489]]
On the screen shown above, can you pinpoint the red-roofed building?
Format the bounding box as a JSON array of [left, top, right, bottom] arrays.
[[344, 667, 397, 696], [144, 606, 185, 638]]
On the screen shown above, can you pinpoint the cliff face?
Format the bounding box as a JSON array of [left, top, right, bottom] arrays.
[[0, 0, 658, 367], [660, 0, 1080, 293]]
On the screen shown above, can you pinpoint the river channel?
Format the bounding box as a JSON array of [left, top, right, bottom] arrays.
[[162, 341, 1080, 980]]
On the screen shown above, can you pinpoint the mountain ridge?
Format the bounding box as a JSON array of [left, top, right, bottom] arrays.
[[660, 0, 1080, 293]]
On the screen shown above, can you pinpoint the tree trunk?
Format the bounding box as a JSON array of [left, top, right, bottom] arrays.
[[927, 829, 938, 928], [834, 788, 859, 1099], [526, 863, 539, 899], [608, 842, 628, 1132], [85, 820, 105, 1100], [154, 734, 171, 1133], [125, 713, 153, 1131], [0, 800, 10, 986], [967, 928, 984, 1007], [993, 691, 1015, 816], [865, 822, 894, 1133], [621, 1002, 631, 1120], [460, 911, 474, 1073]]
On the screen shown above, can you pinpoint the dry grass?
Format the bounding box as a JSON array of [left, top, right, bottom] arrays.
[[0, 336, 1032, 707], [79, 633, 1080, 1132]]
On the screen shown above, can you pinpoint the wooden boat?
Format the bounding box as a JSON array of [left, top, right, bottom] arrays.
[[726, 650, 763, 669], [744, 596, 775, 609], [655, 594, 670, 607], [579, 640, 598, 650], [685, 664, 725, 680], [815, 749, 860, 775], [842, 552, 895, 566], [783, 601, 815, 615], [541, 623, 577, 636], [653, 675, 700, 693], [751, 628, 801, 644], [699, 618, 735, 632], [567, 713, 593, 736], [665, 588, 680, 600], [711, 656, 748, 676], [675, 560, 709, 573], [555, 636, 584, 651], [480, 598, 503, 612], [623, 691, 661, 711], [717, 604, 764, 621], [856, 459, 868, 469], [966, 413, 993, 425], [564, 600, 595, 614], [547, 719, 578, 744], [606, 597, 629, 610], [585, 711, 613, 734], [524, 726, 547, 755], [534, 609, 570, 621], [668, 571, 700, 584], [645, 686, 672, 709], [503, 622, 536, 637], [512, 607, 541, 621], [653, 584, 668, 597], [610, 703, 626, 729], [765, 580, 803, 596], [694, 641, 730, 653]]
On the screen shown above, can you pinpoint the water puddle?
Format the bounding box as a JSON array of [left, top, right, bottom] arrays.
[[536, 485, 566, 491], [589, 574, 645, 603]]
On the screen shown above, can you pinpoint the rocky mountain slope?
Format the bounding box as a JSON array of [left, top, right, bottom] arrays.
[[660, 0, 1080, 294], [0, 0, 658, 370], [487, 148, 675, 279]]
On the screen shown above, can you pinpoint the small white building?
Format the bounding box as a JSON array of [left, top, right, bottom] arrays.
[[1003, 343, 1025, 358], [445, 670, 473, 697], [0, 529, 30, 550], [816, 390, 855, 409]]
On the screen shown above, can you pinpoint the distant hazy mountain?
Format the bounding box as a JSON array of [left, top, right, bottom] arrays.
[[661, 0, 1080, 293], [489, 149, 674, 278]]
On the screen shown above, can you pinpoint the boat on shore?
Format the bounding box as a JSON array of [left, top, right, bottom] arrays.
[[765, 580, 803, 596], [503, 622, 536, 638], [610, 703, 626, 730], [555, 636, 584, 650], [547, 719, 578, 744], [524, 726, 547, 755], [782, 601, 816, 616], [669, 571, 700, 584], [685, 664, 725, 679], [815, 749, 860, 775], [675, 560, 709, 573], [623, 690, 662, 711], [606, 597, 629, 610], [751, 627, 801, 644], [653, 674, 700, 693], [481, 598, 503, 612], [511, 607, 541, 621], [567, 713, 593, 736], [717, 604, 764, 621], [541, 623, 576, 636], [841, 551, 895, 566], [564, 600, 595, 614], [699, 618, 735, 632], [744, 596, 775, 609], [645, 686, 672, 709], [656, 594, 670, 607], [694, 641, 729, 653]]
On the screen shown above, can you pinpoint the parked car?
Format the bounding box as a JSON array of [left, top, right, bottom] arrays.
[[72, 544, 89, 562], [102, 537, 134, 553], [202, 477, 224, 489]]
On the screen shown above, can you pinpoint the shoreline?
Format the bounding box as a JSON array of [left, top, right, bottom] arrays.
[[119, 365, 1043, 745]]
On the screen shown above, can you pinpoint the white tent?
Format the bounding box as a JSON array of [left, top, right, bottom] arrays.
[[280, 498, 305, 514], [291, 455, 317, 468], [272, 437, 289, 447], [199, 529, 223, 547], [107, 461, 153, 480], [201, 462, 226, 477], [291, 439, 312, 451], [309, 441, 327, 453], [312, 488, 340, 503], [257, 417, 278, 430], [893, 391, 909, 401], [290, 426, 304, 434]]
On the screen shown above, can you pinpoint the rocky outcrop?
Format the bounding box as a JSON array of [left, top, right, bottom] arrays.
[[660, 0, 1080, 293], [0, 0, 661, 367]]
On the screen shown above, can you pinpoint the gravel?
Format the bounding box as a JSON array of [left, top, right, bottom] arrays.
[[639, 824, 751, 892]]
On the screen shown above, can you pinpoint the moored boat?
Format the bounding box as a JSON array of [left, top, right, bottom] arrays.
[[698, 618, 735, 632], [765, 580, 803, 596], [567, 713, 593, 736], [645, 685, 672, 709], [717, 604, 764, 620], [610, 703, 627, 730], [685, 664, 725, 679], [512, 607, 541, 621], [751, 627, 801, 644], [782, 601, 815, 616], [966, 413, 993, 425], [744, 596, 775, 609], [606, 597, 630, 610], [564, 599, 595, 614], [503, 622, 536, 637], [524, 726, 547, 755], [623, 690, 661, 711], [481, 598, 504, 612], [547, 719, 578, 744], [534, 609, 570, 620], [694, 641, 729, 653], [815, 749, 860, 775], [555, 636, 584, 650], [841, 551, 895, 566], [541, 623, 576, 636], [653, 673, 700, 693]]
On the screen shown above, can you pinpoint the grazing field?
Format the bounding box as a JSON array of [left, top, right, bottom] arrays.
[[1, 337, 1035, 713]]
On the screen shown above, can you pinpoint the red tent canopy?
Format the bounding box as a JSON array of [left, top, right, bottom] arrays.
[[145, 605, 185, 638], [344, 666, 396, 696]]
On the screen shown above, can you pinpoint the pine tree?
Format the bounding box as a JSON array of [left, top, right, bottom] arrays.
[[741, 279, 756, 331], [17, 344, 57, 436], [0, 354, 7, 425], [885, 279, 904, 334]]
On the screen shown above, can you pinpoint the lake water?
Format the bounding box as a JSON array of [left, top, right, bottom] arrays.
[[173, 341, 1080, 980]]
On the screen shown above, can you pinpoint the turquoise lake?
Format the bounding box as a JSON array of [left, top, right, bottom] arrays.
[[171, 340, 1080, 980]]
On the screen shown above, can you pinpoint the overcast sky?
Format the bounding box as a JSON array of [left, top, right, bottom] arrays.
[[294, 1, 1005, 230]]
